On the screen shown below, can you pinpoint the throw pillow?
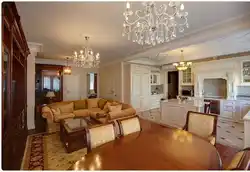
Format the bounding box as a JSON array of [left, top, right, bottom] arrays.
[[87, 98, 100, 109], [51, 108, 61, 116], [108, 104, 122, 112], [98, 98, 108, 109], [103, 102, 112, 112], [74, 100, 87, 110], [58, 102, 74, 113]]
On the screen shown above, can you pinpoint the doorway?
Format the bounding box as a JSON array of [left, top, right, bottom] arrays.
[[168, 71, 179, 99], [87, 73, 98, 98]]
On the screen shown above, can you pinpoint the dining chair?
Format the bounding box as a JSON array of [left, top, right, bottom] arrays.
[[183, 111, 218, 145], [117, 116, 142, 136], [226, 147, 250, 170], [86, 122, 117, 153]]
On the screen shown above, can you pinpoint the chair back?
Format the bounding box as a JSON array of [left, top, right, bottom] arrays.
[[86, 123, 116, 153], [184, 111, 218, 142], [226, 148, 250, 170], [117, 116, 141, 136]]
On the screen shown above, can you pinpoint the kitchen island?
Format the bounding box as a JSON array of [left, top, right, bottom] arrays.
[[160, 99, 204, 128], [243, 110, 250, 148]]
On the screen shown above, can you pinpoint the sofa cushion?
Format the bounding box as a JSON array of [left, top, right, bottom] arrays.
[[74, 100, 87, 110], [90, 109, 106, 118], [98, 98, 108, 109], [58, 102, 74, 113], [87, 98, 100, 109], [54, 113, 75, 122], [73, 109, 90, 117], [108, 104, 122, 112]]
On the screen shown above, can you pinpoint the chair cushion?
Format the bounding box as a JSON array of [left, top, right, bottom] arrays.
[[73, 109, 90, 117], [87, 98, 100, 109], [120, 117, 141, 136], [74, 100, 87, 110], [54, 113, 75, 122], [89, 124, 115, 149], [227, 151, 244, 170], [98, 98, 108, 109], [58, 102, 74, 113], [188, 113, 214, 138]]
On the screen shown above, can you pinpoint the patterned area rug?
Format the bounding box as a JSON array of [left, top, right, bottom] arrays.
[[21, 132, 87, 170]]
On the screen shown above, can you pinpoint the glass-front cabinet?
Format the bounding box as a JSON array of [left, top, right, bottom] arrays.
[[181, 67, 193, 85], [150, 72, 160, 85], [242, 61, 250, 85]]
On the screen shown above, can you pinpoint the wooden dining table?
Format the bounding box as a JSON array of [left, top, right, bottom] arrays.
[[71, 119, 222, 170]]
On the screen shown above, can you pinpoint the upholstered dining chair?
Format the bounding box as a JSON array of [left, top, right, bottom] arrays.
[[86, 123, 117, 153], [183, 111, 218, 145], [226, 147, 250, 170], [117, 116, 142, 136]]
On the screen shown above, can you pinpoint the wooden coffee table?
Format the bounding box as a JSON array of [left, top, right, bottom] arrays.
[[60, 116, 101, 153]]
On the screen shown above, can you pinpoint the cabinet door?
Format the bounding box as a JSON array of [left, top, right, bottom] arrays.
[[242, 61, 250, 84], [140, 74, 150, 110], [131, 74, 141, 111]]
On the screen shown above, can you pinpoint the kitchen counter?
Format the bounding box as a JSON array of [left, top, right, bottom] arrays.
[[160, 99, 204, 128], [162, 99, 204, 108], [243, 110, 250, 121], [244, 110, 250, 148]]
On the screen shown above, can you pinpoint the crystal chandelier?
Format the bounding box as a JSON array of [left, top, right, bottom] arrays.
[[122, 1, 188, 46], [173, 50, 192, 71], [73, 36, 100, 68], [63, 57, 72, 75]]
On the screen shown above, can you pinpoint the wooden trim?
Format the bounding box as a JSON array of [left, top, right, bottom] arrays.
[[86, 122, 117, 153], [183, 111, 218, 145], [116, 116, 142, 137]]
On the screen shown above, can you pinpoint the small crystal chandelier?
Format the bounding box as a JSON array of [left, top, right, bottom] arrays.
[[73, 36, 100, 68], [63, 57, 72, 75], [122, 1, 188, 46], [173, 50, 192, 71]]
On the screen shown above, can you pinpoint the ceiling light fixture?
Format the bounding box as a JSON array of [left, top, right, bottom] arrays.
[[122, 1, 188, 46], [73, 36, 100, 68], [173, 50, 192, 71], [63, 57, 72, 75]]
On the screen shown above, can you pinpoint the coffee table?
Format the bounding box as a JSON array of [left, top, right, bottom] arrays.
[[60, 117, 101, 153]]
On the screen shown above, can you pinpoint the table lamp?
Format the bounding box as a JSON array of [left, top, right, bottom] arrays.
[[46, 91, 55, 104]]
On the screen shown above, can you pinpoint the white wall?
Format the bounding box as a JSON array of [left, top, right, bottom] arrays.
[[35, 58, 99, 101], [26, 52, 36, 130], [99, 62, 123, 101]]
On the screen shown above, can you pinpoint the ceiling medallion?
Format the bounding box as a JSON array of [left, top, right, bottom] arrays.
[[122, 1, 188, 46], [173, 50, 192, 71], [73, 36, 100, 68], [63, 57, 72, 75]]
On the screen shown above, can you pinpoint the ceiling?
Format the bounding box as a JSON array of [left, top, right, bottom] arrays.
[[16, 2, 250, 64]]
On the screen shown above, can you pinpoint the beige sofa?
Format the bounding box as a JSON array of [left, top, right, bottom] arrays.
[[41, 98, 136, 133]]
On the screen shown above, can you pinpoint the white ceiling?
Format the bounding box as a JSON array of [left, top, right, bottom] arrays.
[[16, 2, 250, 64]]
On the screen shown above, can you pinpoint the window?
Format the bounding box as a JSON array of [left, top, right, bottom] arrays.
[[43, 76, 51, 89]]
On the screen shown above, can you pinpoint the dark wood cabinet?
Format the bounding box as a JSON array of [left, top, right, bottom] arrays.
[[2, 2, 30, 170]]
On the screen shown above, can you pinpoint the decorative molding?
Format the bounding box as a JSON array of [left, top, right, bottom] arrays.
[[161, 51, 250, 67]]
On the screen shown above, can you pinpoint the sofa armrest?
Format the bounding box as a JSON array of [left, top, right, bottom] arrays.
[[41, 106, 54, 122], [108, 108, 136, 120]]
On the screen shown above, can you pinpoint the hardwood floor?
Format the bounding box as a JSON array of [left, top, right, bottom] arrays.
[[215, 143, 239, 169]]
